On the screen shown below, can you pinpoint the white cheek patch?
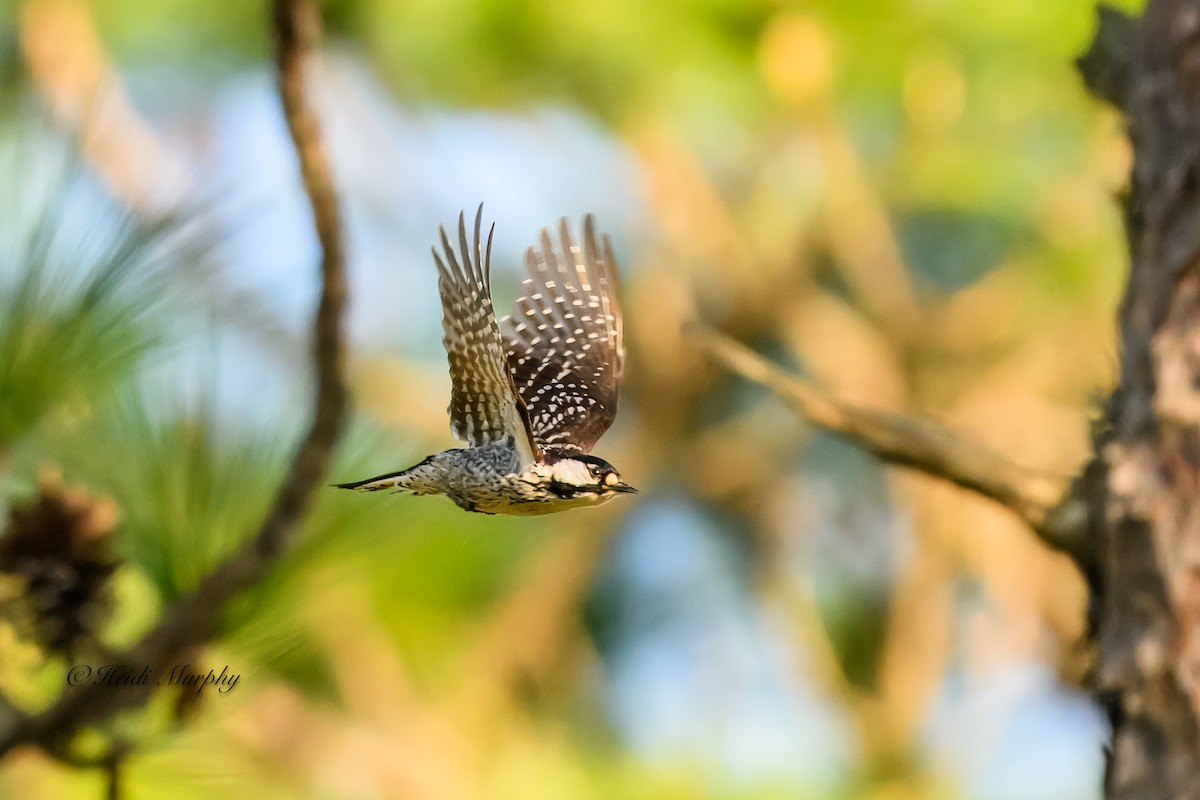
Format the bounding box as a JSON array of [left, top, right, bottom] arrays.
[[551, 460, 594, 486]]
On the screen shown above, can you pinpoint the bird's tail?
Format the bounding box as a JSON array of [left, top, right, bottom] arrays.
[[334, 455, 440, 494]]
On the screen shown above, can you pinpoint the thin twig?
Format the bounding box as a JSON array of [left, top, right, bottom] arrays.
[[0, 0, 347, 758], [692, 325, 1088, 560], [104, 749, 122, 800]]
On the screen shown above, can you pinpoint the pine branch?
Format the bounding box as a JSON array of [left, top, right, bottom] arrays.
[[0, 0, 348, 758], [692, 326, 1089, 561]]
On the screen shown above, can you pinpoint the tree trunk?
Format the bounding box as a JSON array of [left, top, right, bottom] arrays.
[[1081, 1, 1200, 796]]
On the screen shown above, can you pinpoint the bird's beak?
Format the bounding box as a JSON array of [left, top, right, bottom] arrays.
[[611, 481, 638, 494]]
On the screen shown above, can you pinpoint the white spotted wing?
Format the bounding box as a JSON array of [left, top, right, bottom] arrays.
[[500, 216, 624, 457]]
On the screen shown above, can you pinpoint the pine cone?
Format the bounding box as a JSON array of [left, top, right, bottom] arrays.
[[0, 470, 119, 658]]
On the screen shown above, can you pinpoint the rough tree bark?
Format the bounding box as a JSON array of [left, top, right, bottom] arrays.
[[1081, 1, 1200, 797]]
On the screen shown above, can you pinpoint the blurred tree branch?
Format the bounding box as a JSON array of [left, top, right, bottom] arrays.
[[699, 0, 1200, 791], [0, 0, 347, 760], [692, 326, 1089, 563], [18, 0, 192, 213]]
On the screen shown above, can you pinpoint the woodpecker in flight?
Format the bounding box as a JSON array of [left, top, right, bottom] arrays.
[[337, 206, 636, 515]]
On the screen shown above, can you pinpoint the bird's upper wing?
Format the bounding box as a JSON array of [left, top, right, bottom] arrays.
[[435, 207, 538, 465], [500, 216, 624, 457]]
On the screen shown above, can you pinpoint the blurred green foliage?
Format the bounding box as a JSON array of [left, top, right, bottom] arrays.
[[0, 146, 165, 446]]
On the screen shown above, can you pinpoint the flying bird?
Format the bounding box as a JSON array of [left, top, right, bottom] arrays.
[[337, 206, 636, 515]]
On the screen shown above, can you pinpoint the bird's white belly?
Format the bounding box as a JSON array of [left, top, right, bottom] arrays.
[[475, 488, 617, 516]]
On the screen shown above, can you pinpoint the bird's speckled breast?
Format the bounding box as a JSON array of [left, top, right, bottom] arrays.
[[435, 442, 614, 515]]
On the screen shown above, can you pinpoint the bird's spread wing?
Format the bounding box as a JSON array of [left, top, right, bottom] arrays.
[[435, 207, 538, 465], [500, 216, 624, 457]]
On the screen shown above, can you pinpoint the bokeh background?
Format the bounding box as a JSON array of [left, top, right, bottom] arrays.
[[0, 0, 1142, 797]]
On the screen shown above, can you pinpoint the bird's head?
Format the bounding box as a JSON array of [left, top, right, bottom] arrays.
[[543, 454, 637, 498]]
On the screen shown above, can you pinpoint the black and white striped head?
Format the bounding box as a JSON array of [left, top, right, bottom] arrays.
[[543, 453, 637, 498]]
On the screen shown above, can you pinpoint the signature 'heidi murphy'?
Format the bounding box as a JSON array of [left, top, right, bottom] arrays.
[[161, 663, 240, 694], [67, 663, 241, 694]]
